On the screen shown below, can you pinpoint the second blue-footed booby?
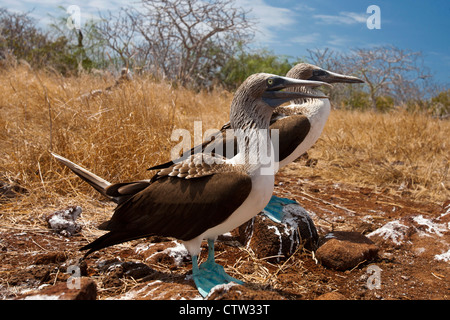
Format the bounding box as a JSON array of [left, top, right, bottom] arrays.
[[261, 63, 364, 221], [52, 73, 328, 297], [149, 63, 364, 223]]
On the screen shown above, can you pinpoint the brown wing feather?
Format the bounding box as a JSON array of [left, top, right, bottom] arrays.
[[148, 113, 310, 172], [270, 114, 311, 162], [82, 171, 252, 255], [147, 126, 238, 171]]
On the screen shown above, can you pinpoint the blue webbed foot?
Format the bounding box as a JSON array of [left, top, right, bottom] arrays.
[[262, 195, 298, 223], [192, 239, 243, 298]]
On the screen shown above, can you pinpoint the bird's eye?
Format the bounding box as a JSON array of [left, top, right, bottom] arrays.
[[313, 69, 327, 76], [267, 79, 274, 86]]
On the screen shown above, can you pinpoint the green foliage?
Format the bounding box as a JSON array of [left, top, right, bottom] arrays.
[[431, 89, 450, 106], [375, 95, 395, 112], [341, 89, 371, 110], [48, 6, 108, 71], [0, 8, 46, 64], [219, 45, 297, 89], [429, 89, 450, 117], [0, 7, 106, 74], [402, 89, 449, 117], [341, 90, 395, 112]]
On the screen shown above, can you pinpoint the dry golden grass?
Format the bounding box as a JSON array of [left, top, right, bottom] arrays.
[[0, 65, 448, 218], [285, 109, 449, 202], [0, 65, 231, 207]]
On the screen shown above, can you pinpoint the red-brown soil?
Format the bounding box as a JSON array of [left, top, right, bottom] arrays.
[[1, 172, 449, 300]]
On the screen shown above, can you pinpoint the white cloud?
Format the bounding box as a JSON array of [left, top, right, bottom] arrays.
[[292, 3, 315, 13], [85, 0, 126, 11], [235, 0, 297, 44], [327, 34, 351, 47], [21, 0, 66, 5], [237, 0, 295, 27], [314, 11, 367, 25], [291, 32, 320, 45]]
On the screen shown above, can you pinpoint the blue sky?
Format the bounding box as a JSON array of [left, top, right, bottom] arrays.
[[2, 0, 449, 85]]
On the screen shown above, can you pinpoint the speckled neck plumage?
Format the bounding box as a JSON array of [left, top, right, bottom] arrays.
[[274, 86, 327, 119], [229, 92, 274, 172]]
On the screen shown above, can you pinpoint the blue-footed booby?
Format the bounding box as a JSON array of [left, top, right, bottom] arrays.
[[52, 73, 328, 297], [149, 63, 364, 222]]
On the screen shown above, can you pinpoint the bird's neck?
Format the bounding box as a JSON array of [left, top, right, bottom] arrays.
[[229, 99, 276, 175]]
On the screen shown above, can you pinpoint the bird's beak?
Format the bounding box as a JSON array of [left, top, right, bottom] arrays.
[[262, 76, 329, 107], [309, 70, 364, 84]]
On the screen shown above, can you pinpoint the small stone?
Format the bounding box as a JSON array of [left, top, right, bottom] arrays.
[[45, 206, 82, 236], [315, 231, 379, 271], [17, 277, 97, 300], [315, 291, 347, 300], [207, 283, 285, 300], [34, 252, 67, 265], [0, 178, 27, 200]]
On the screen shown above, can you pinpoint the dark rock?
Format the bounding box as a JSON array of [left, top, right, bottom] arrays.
[[283, 203, 319, 251], [121, 261, 154, 279], [316, 231, 379, 271], [101, 260, 156, 288], [0, 178, 27, 200], [239, 204, 319, 261], [97, 258, 121, 272]]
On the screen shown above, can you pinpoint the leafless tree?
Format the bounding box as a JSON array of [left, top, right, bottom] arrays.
[[345, 45, 432, 110], [307, 47, 345, 74], [307, 46, 433, 110], [128, 0, 255, 87], [97, 8, 139, 68]]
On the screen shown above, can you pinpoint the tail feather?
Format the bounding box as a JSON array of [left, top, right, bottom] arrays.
[[51, 152, 112, 199]]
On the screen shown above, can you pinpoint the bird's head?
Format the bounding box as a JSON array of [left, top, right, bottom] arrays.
[[287, 63, 364, 84], [230, 73, 330, 129]]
